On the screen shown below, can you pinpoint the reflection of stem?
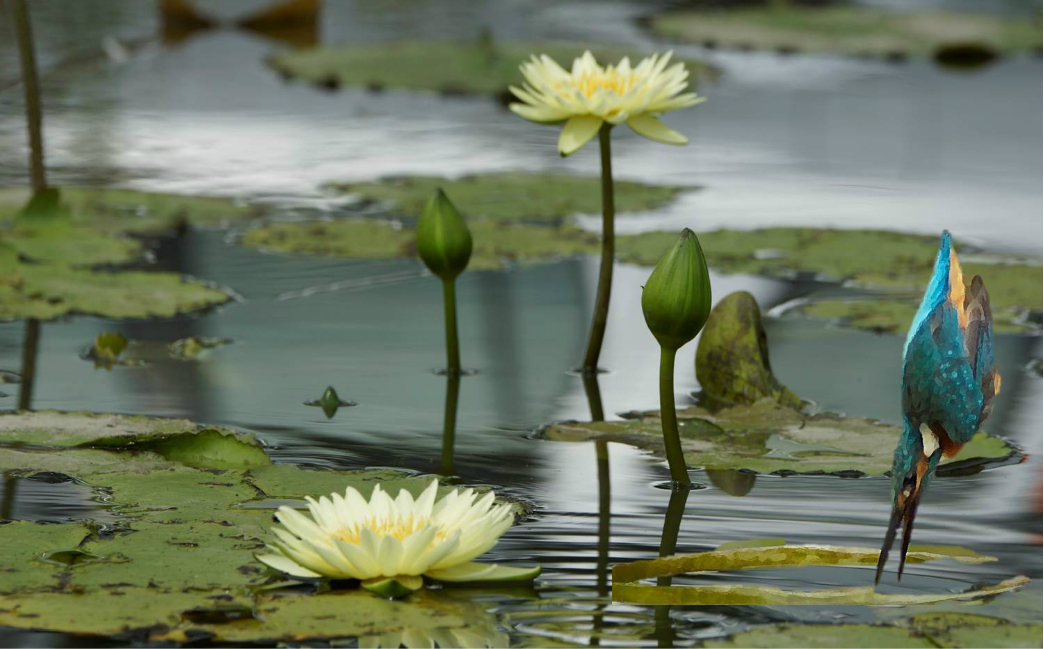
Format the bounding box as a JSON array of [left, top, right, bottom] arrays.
[[582, 371, 604, 422], [654, 488, 690, 648], [442, 278, 461, 376], [12, 0, 46, 191], [18, 318, 41, 412], [1, 474, 16, 521], [580, 124, 615, 374], [595, 440, 610, 597], [659, 346, 689, 484], [439, 374, 461, 475]]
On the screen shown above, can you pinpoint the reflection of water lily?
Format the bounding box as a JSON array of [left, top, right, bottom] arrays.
[[509, 50, 703, 156], [360, 626, 508, 649], [256, 480, 539, 597]]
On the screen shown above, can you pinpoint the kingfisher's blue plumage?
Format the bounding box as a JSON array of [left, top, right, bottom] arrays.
[[876, 231, 1001, 584]]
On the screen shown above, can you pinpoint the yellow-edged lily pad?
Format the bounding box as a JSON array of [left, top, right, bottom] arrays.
[[612, 544, 1028, 606]]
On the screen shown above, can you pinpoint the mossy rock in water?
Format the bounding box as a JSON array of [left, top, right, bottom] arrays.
[[705, 613, 1042, 648], [619, 228, 1042, 333], [0, 412, 525, 642], [696, 291, 802, 409], [329, 173, 692, 225], [645, 6, 1041, 61], [543, 398, 1015, 477], [0, 244, 232, 322], [0, 186, 257, 237], [268, 40, 716, 95]]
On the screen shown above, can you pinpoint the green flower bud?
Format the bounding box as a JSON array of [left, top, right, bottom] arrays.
[[641, 228, 712, 350], [416, 189, 473, 280]]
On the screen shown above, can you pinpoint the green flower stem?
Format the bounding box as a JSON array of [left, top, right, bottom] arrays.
[[658, 345, 690, 485], [580, 123, 615, 374], [442, 277, 461, 375], [12, 0, 46, 191], [440, 374, 461, 475]]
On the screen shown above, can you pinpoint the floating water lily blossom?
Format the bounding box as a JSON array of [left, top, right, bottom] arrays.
[[509, 50, 704, 156], [256, 480, 539, 596]]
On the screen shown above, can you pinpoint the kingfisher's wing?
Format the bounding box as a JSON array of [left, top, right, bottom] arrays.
[[901, 232, 998, 446]]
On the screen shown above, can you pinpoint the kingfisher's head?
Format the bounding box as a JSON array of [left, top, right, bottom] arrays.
[[875, 420, 943, 584]]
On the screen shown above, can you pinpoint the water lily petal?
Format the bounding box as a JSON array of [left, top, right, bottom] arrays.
[[558, 116, 603, 156], [425, 561, 541, 583], [255, 552, 322, 579], [627, 114, 687, 145]]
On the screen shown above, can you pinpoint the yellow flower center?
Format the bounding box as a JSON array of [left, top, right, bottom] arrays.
[[334, 515, 449, 545], [572, 67, 635, 99]]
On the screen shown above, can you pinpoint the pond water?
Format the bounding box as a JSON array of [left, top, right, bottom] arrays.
[[0, 0, 1041, 646]]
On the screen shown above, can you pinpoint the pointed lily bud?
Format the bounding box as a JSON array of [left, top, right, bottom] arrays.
[[416, 189, 473, 281], [641, 228, 711, 350]]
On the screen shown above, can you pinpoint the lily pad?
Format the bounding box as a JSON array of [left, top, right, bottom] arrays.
[[542, 397, 1015, 476], [0, 186, 257, 236], [645, 6, 1041, 60], [0, 413, 526, 641], [168, 335, 233, 360], [612, 543, 1027, 606], [0, 247, 233, 322], [241, 217, 600, 271], [330, 173, 691, 225], [268, 40, 716, 95], [696, 291, 803, 409]]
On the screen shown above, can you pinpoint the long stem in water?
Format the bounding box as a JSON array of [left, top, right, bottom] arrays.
[[442, 278, 460, 375], [658, 345, 690, 485], [580, 124, 615, 374], [12, 0, 46, 191], [439, 374, 461, 475]]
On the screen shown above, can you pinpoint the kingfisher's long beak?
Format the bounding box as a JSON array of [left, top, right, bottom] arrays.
[[875, 475, 923, 585]]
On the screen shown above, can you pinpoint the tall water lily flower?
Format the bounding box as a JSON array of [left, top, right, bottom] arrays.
[[255, 480, 540, 598], [509, 50, 704, 374], [642, 228, 711, 485]]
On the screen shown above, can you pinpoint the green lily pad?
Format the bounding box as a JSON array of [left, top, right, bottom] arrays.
[[0, 253, 232, 322], [0, 413, 526, 641], [645, 6, 1041, 60], [0, 186, 257, 236], [543, 397, 1015, 476], [268, 40, 716, 95], [906, 612, 1044, 648], [696, 291, 803, 409], [241, 217, 600, 271], [612, 544, 1027, 606], [330, 173, 691, 225]]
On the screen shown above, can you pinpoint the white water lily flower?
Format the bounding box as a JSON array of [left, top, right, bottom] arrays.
[[509, 50, 705, 156], [255, 480, 539, 595]]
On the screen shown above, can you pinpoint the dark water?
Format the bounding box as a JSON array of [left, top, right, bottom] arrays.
[[0, 0, 1041, 646]]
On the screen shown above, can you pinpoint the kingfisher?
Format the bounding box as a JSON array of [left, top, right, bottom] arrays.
[[875, 230, 1001, 584]]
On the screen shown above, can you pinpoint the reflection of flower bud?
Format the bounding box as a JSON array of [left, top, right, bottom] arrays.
[[641, 228, 711, 350], [416, 189, 472, 281]]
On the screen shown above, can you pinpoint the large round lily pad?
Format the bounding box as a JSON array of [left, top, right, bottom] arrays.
[[542, 397, 1015, 477], [268, 40, 716, 95], [645, 6, 1041, 61], [0, 412, 528, 642], [329, 173, 692, 225]]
